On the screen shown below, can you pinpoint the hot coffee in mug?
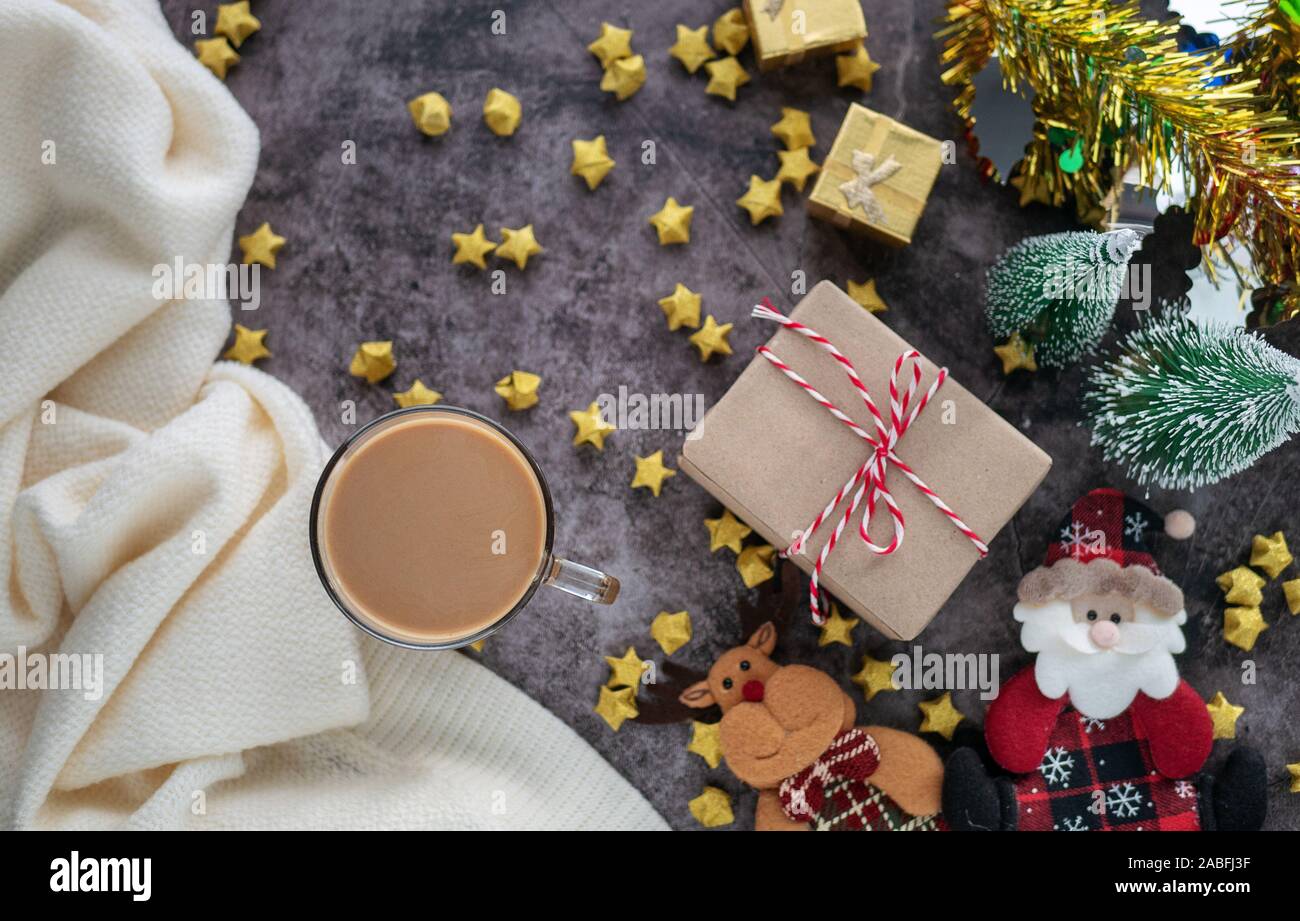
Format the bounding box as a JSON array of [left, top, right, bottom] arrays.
[[310, 406, 618, 649]]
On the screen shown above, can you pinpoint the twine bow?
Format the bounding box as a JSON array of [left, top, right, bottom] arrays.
[[839, 150, 902, 226], [751, 299, 988, 625]]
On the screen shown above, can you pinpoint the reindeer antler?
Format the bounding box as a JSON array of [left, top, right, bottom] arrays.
[[636, 660, 715, 725], [738, 559, 801, 640]]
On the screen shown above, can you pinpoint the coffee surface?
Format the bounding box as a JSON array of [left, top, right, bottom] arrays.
[[321, 413, 548, 643]]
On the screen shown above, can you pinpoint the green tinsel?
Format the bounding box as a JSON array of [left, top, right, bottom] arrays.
[[986, 230, 1141, 367], [1084, 313, 1300, 490]]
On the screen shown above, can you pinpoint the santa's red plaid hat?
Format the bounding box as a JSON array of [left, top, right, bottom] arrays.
[[1017, 488, 1187, 616]]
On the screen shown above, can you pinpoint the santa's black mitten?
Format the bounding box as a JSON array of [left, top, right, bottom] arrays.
[[950, 725, 999, 773], [1206, 747, 1268, 832], [943, 747, 1013, 831]]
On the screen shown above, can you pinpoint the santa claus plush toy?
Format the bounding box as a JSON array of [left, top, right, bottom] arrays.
[[944, 488, 1267, 832]]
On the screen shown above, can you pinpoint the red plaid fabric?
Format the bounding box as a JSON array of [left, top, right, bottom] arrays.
[[1043, 487, 1164, 574], [806, 779, 946, 832], [778, 729, 945, 831], [779, 729, 881, 822], [1013, 705, 1201, 832]]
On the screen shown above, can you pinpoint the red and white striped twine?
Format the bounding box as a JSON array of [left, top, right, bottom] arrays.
[[751, 299, 988, 625]]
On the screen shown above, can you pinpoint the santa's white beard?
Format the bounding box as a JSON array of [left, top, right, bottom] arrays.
[[1014, 600, 1186, 720]]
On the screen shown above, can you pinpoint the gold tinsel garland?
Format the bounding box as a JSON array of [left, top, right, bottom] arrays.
[[939, 0, 1300, 310], [1231, 1, 1300, 118]]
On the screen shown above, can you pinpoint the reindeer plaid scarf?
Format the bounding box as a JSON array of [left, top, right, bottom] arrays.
[[778, 728, 944, 831], [778, 729, 881, 821]]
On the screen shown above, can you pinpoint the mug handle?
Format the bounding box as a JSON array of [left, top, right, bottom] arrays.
[[544, 556, 620, 604]]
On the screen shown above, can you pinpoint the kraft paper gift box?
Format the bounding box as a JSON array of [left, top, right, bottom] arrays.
[[679, 281, 1051, 640], [807, 104, 943, 247], [743, 0, 866, 71]]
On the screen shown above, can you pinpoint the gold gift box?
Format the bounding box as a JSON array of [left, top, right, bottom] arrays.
[[807, 104, 943, 247], [743, 0, 866, 71]]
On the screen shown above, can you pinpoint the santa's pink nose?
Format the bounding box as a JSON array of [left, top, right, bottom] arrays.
[[742, 680, 765, 703], [1089, 620, 1120, 649]]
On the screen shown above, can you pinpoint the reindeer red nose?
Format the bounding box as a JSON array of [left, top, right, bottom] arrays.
[[741, 680, 765, 703]]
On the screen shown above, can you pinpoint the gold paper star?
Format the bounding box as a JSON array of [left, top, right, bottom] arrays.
[[571, 135, 615, 190], [238, 222, 285, 269], [600, 55, 646, 101], [689, 315, 733, 361], [649, 197, 694, 245], [195, 37, 239, 80], [349, 341, 397, 384], [687, 721, 724, 769], [594, 685, 638, 731], [847, 278, 888, 314], [918, 692, 964, 740], [705, 509, 751, 554], [736, 543, 776, 588], [1224, 606, 1268, 652], [1250, 531, 1293, 579], [704, 56, 750, 102], [393, 379, 442, 408], [851, 654, 899, 702], [994, 333, 1038, 374], [1206, 691, 1244, 740], [775, 147, 820, 192], [658, 283, 702, 331], [1217, 566, 1266, 606], [468, 639, 486, 653], [712, 8, 750, 56], [817, 603, 858, 647], [836, 43, 880, 92], [214, 1, 260, 48], [569, 401, 616, 451], [496, 225, 543, 269], [771, 107, 815, 149], [482, 88, 521, 136], [631, 450, 676, 497], [1010, 171, 1055, 208], [688, 786, 734, 827], [408, 91, 452, 136], [736, 175, 783, 225], [651, 610, 692, 655], [223, 324, 270, 364], [669, 24, 715, 74], [588, 22, 633, 68], [1284, 579, 1300, 614], [494, 370, 541, 411], [451, 224, 497, 270], [1288, 762, 1300, 793], [605, 647, 648, 691]]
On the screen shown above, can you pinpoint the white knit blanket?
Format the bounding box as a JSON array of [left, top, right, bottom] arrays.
[[0, 0, 666, 831]]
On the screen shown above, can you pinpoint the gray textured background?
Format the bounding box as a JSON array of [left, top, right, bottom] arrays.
[[162, 0, 1300, 830]]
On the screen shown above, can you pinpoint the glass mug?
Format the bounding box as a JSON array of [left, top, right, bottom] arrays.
[[310, 405, 619, 650]]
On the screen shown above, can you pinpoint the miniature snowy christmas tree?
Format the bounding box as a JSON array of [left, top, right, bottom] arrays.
[[986, 229, 1142, 367], [1084, 312, 1300, 489]]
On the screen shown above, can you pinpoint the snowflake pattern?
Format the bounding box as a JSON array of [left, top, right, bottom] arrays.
[[1013, 708, 1200, 831], [1079, 716, 1106, 733], [1106, 782, 1142, 819], [1059, 520, 1106, 560], [1124, 511, 1149, 542], [1174, 780, 1196, 799], [1060, 815, 1089, 832], [1060, 521, 1087, 557], [1039, 746, 1075, 787]]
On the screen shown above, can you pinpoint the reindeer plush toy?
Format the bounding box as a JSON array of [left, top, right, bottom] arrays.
[[678, 620, 946, 831]]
